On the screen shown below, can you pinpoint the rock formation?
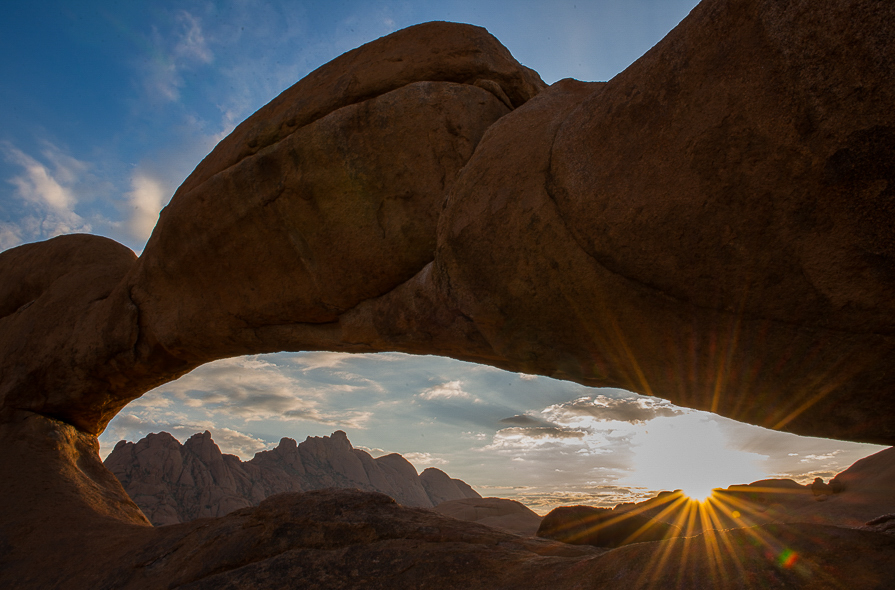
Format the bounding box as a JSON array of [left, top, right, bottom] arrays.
[[538, 504, 682, 547], [2, 0, 895, 587], [104, 430, 480, 525], [538, 445, 895, 547], [434, 497, 543, 536]]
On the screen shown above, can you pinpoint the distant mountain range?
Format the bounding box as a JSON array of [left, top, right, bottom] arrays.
[[104, 430, 480, 526]]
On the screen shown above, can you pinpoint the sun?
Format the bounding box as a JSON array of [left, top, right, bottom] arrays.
[[624, 413, 769, 502], [681, 484, 716, 503]]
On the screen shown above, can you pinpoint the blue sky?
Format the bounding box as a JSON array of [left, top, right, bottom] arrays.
[[2, 1, 885, 512], [1, 0, 699, 252]]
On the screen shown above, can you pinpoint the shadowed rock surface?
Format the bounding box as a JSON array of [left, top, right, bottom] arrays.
[[104, 430, 480, 525], [538, 504, 682, 547], [541, 446, 895, 546], [434, 497, 544, 536], [2, 0, 895, 587]]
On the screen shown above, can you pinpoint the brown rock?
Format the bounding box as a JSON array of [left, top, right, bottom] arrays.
[[105, 430, 480, 524], [419, 467, 480, 506], [538, 504, 681, 547], [0, 2, 891, 449], [2, 2, 895, 587], [4, 477, 895, 589], [428, 0, 895, 444], [434, 497, 543, 536], [366, 452, 434, 508], [863, 514, 895, 536], [601, 449, 895, 535], [0, 22, 545, 438], [0, 235, 145, 434], [785, 446, 895, 526]]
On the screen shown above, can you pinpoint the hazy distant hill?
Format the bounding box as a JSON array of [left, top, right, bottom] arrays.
[[105, 430, 480, 525]]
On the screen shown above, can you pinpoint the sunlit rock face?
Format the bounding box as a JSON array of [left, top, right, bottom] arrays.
[[1, 1, 895, 587], [1, 7, 893, 447]]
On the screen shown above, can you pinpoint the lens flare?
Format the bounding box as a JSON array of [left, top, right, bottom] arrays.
[[682, 486, 716, 503]]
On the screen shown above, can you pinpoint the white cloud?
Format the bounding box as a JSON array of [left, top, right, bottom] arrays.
[[126, 171, 169, 241], [1, 141, 93, 248], [544, 395, 682, 425], [483, 426, 593, 456], [143, 11, 213, 103], [403, 452, 449, 466], [100, 413, 271, 460], [173, 11, 212, 64], [291, 351, 406, 371], [0, 222, 24, 251], [149, 356, 372, 428], [6, 145, 76, 210], [355, 445, 389, 458], [418, 380, 480, 402], [799, 451, 843, 463]]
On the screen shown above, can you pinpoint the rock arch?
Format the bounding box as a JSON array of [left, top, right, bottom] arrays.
[[1, 1, 894, 586]]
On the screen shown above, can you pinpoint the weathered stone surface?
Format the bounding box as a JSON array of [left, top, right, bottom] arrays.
[[105, 430, 480, 524], [0, 22, 544, 438], [419, 466, 479, 505], [4, 478, 895, 589], [0, 235, 144, 433], [538, 504, 682, 547], [434, 497, 543, 536], [2, 1, 895, 587], [427, 0, 895, 444]]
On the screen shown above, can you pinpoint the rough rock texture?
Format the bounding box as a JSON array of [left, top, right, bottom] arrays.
[[0, 21, 545, 439], [700, 447, 895, 530], [863, 514, 895, 536], [2, 2, 895, 588], [104, 430, 480, 524], [538, 504, 682, 547], [434, 497, 543, 536], [4, 482, 894, 589], [418, 465, 479, 505], [426, 0, 895, 445]]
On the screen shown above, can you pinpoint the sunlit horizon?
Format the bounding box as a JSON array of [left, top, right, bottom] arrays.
[[98, 352, 886, 518]]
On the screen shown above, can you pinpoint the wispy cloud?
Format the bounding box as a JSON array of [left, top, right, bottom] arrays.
[[496, 427, 587, 441], [5, 143, 78, 210], [100, 413, 271, 460], [418, 380, 481, 403], [403, 451, 449, 466], [544, 395, 683, 424], [499, 414, 552, 427], [800, 451, 843, 463], [1, 141, 93, 248], [150, 356, 371, 427], [484, 426, 592, 455], [143, 11, 213, 103], [126, 171, 169, 241]]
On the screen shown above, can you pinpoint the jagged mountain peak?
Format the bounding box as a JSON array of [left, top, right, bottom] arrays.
[[105, 430, 480, 526]]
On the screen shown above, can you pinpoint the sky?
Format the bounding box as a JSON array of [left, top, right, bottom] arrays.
[[2, 1, 886, 513]]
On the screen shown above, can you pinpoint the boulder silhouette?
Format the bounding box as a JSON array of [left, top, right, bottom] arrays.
[[434, 497, 543, 536], [537, 505, 681, 547]]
